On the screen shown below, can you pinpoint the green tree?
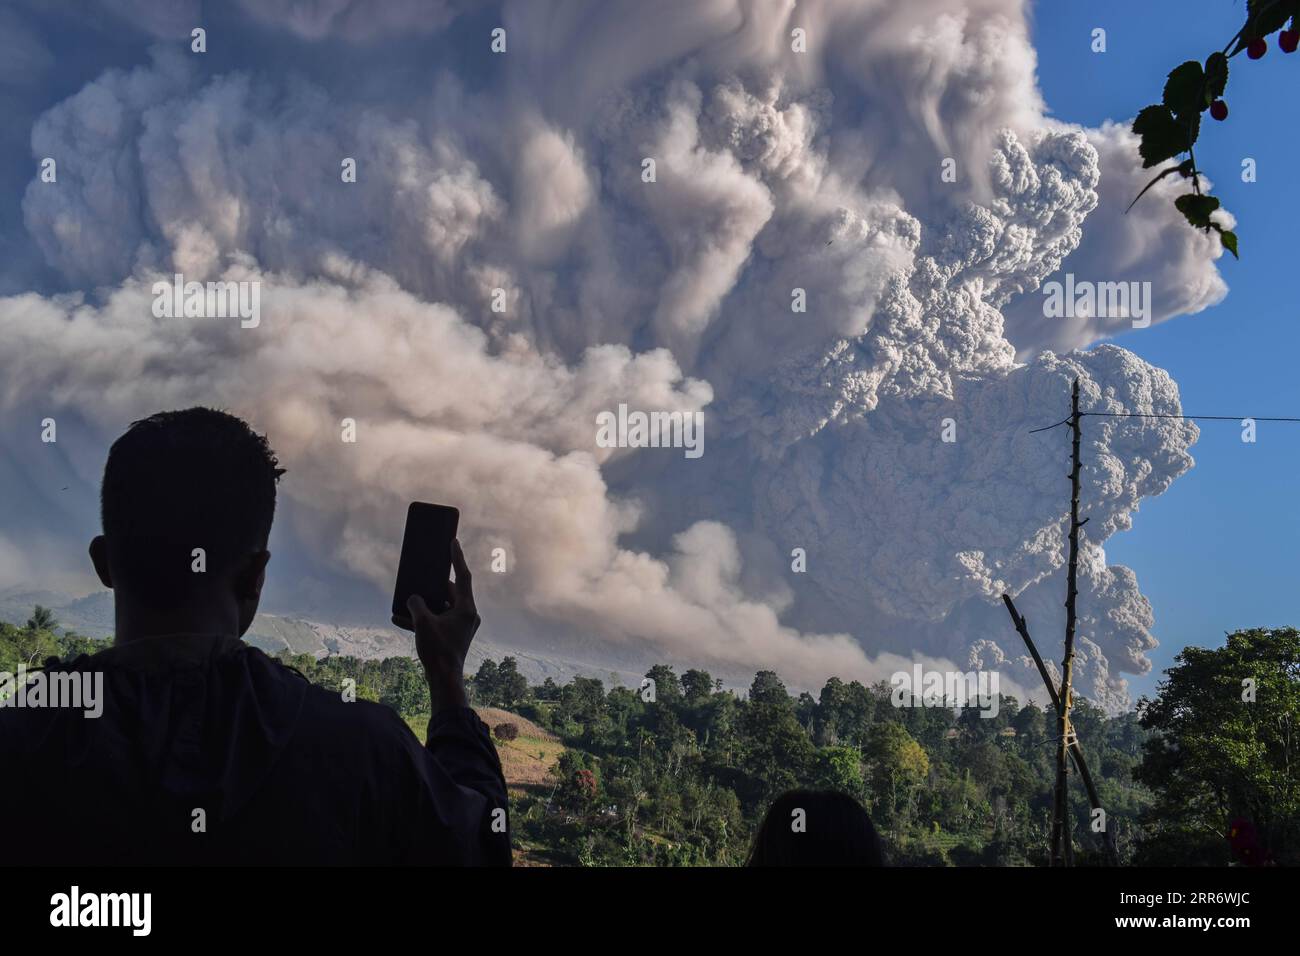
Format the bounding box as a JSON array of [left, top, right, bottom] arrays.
[[495, 657, 530, 709], [471, 659, 499, 706], [26, 606, 57, 632], [815, 745, 866, 800], [1134, 627, 1300, 865], [865, 721, 930, 825], [748, 670, 788, 706], [681, 668, 714, 703], [738, 675, 815, 805], [644, 664, 682, 702], [5, 609, 60, 667], [56, 631, 102, 660], [379, 667, 427, 717], [560, 676, 607, 732]]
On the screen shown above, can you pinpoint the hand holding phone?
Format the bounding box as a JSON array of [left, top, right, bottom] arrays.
[[391, 503, 479, 713], [405, 540, 479, 713]]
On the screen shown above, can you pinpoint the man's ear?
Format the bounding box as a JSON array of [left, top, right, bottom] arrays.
[[233, 549, 272, 601], [89, 536, 113, 589]]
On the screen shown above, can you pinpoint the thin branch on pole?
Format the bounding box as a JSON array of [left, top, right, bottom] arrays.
[[1002, 594, 1058, 708]]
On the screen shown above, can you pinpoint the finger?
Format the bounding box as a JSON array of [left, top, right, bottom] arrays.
[[450, 539, 477, 616], [407, 593, 434, 623]]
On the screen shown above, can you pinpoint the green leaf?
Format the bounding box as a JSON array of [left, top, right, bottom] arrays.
[[1133, 105, 1196, 167], [1249, 0, 1294, 37], [1204, 52, 1229, 102], [1163, 61, 1206, 117], [1215, 227, 1239, 258], [1175, 193, 1222, 230], [1233, 0, 1295, 52]]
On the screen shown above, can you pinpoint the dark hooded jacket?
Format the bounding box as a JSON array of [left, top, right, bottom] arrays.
[[0, 634, 510, 865]]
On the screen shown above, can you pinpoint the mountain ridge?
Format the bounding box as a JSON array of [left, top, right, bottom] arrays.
[[0, 587, 647, 689]]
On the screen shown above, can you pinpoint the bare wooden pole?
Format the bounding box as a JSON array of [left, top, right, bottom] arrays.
[[1002, 593, 1118, 865], [1052, 377, 1087, 866], [1063, 788, 1075, 867]]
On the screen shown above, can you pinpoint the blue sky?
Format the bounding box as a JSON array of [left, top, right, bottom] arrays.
[[1032, 0, 1300, 699]]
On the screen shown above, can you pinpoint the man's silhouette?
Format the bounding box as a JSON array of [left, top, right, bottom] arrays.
[[0, 408, 510, 865]]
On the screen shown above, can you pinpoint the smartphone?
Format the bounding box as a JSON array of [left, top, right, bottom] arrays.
[[391, 502, 460, 629]]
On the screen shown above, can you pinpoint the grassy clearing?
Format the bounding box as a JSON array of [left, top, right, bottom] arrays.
[[403, 709, 564, 792]]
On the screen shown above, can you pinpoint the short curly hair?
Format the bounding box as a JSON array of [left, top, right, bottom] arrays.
[[100, 407, 285, 609]]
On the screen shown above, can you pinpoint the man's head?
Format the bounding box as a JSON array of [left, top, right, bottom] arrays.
[[90, 408, 285, 639]]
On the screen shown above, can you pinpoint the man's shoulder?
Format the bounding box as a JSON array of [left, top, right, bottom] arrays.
[[299, 679, 412, 731], [270, 657, 420, 746]]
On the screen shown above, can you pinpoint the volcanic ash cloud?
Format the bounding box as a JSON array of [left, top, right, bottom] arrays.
[[0, 0, 1228, 706]]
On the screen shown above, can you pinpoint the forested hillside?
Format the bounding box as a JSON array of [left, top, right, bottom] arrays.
[[4, 609, 1296, 866]]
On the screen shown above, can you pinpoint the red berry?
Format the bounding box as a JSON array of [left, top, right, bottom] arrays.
[[1210, 99, 1228, 121], [1281, 29, 1299, 53], [1248, 37, 1267, 58]]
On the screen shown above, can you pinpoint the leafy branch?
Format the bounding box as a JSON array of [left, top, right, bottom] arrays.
[[1129, 0, 1300, 258]]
